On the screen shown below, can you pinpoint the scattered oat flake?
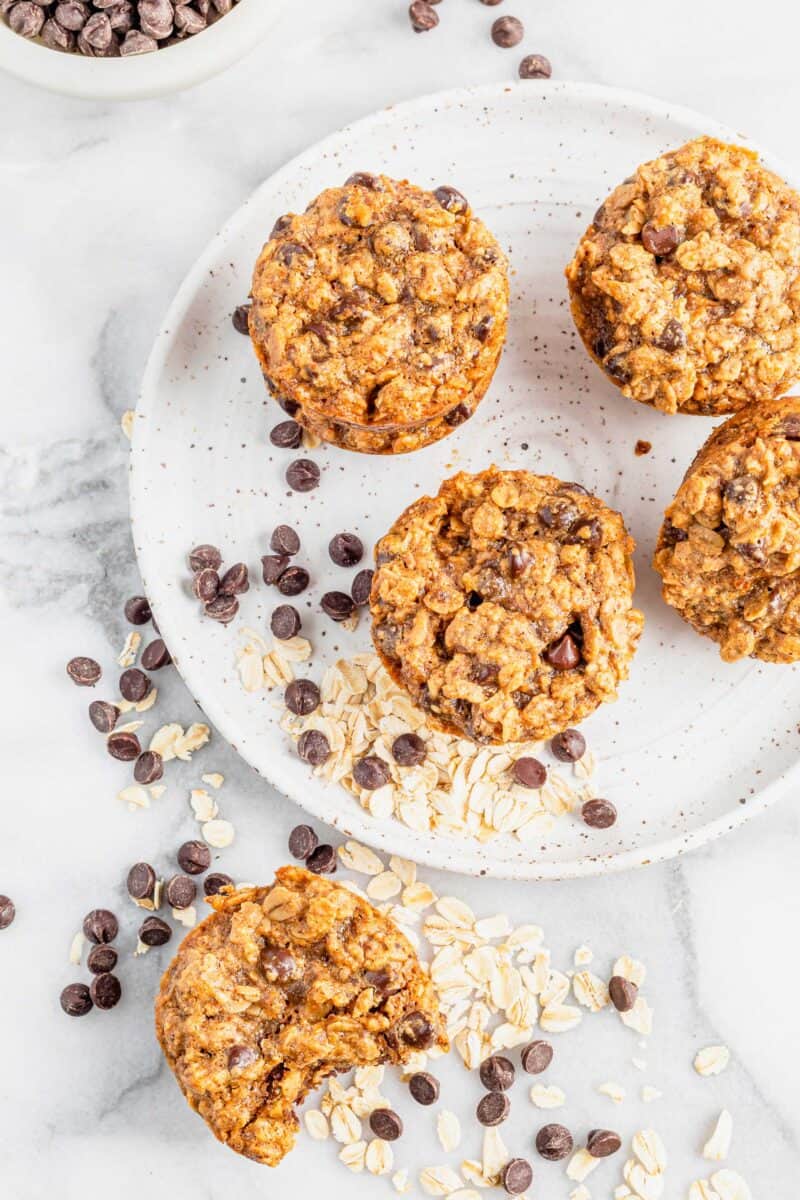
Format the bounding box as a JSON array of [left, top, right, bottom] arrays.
[[709, 1172, 751, 1200], [338, 840, 385, 876], [631, 1129, 667, 1175], [237, 642, 265, 692], [366, 1138, 394, 1176], [149, 723, 184, 761], [119, 784, 150, 811], [437, 1110, 461, 1153], [567, 1149, 601, 1183], [574, 944, 593, 966], [481, 1126, 508, 1180], [613, 955, 647, 987], [641, 1086, 662, 1103], [190, 788, 218, 822], [571, 1188, 592, 1200], [540, 1003, 582, 1033], [703, 1111, 732, 1162], [202, 819, 235, 848], [694, 1045, 730, 1077], [339, 1140, 367, 1172], [68, 931, 85, 965], [202, 772, 224, 789], [172, 905, 196, 928], [121, 409, 135, 439], [392, 1168, 413, 1195], [117, 631, 141, 667], [620, 995, 653, 1036], [367, 871, 402, 901], [149, 784, 166, 801], [420, 1165, 465, 1196], [175, 723, 210, 760], [573, 970, 609, 1011], [304, 1109, 329, 1140], [331, 1104, 363, 1145], [598, 1081, 626, 1104], [688, 1183, 721, 1200], [530, 1084, 566, 1109], [134, 937, 150, 956]]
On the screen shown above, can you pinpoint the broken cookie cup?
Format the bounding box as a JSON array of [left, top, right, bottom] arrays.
[[154, 866, 447, 1166], [565, 136, 800, 416], [654, 394, 800, 662], [370, 466, 644, 744]]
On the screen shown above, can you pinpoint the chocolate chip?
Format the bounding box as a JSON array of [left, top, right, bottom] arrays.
[[408, 0, 438, 31], [565, 517, 602, 549], [288, 824, 318, 860], [329, 532, 364, 567], [107, 731, 141, 762], [89, 700, 119, 734], [204, 872, 234, 896], [60, 983, 93, 1016], [270, 419, 303, 449], [521, 1039, 554, 1074], [519, 52, 552, 78], [369, 1109, 404, 1140], [298, 729, 331, 767], [445, 402, 471, 426], [278, 565, 310, 597], [434, 185, 468, 215], [165, 874, 197, 909], [512, 757, 547, 788], [321, 590, 355, 621], [286, 458, 320, 492], [219, 563, 249, 596], [177, 840, 211, 875], [133, 750, 164, 785], [284, 678, 320, 716], [346, 172, 380, 189], [124, 595, 151, 625], [67, 656, 101, 687], [87, 944, 118, 974], [271, 604, 301, 639], [656, 318, 686, 352], [139, 916, 172, 946], [581, 798, 617, 829], [605, 352, 630, 382], [353, 755, 390, 790], [397, 1011, 435, 1048], [408, 1071, 439, 1105], [305, 842, 336, 874], [127, 861, 157, 903], [232, 304, 251, 335], [536, 1124, 573, 1162], [550, 729, 586, 762], [479, 1054, 515, 1092], [262, 553, 289, 584], [392, 732, 427, 766], [641, 222, 681, 255], [608, 975, 638, 1012], [0, 895, 15, 930], [351, 568, 374, 606], [474, 314, 494, 343], [227, 1044, 258, 1070], [477, 1091, 510, 1126], [777, 414, 800, 440], [90, 972, 121, 1011], [141, 638, 171, 670], [587, 1128, 622, 1158], [189, 544, 222, 572], [660, 520, 688, 547], [544, 632, 582, 671], [119, 667, 151, 703], [83, 909, 118, 945], [193, 567, 220, 602], [270, 214, 293, 239], [271, 525, 300, 556], [491, 14, 523, 46], [205, 594, 239, 624], [724, 475, 760, 507], [501, 1158, 533, 1196]]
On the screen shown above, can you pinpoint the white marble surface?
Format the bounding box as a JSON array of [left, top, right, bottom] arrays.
[[1, 1, 799, 1196]]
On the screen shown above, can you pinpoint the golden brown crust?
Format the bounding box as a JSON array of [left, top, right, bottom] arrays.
[[566, 137, 800, 415], [154, 867, 447, 1166], [249, 174, 508, 453], [654, 394, 800, 661], [370, 467, 644, 744]]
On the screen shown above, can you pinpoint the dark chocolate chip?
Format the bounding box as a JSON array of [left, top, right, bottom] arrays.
[[60, 983, 93, 1016], [491, 14, 523, 46], [353, 755, 390, 790], [305, 842, 336, 873], [204, 872, 234, 896], [87, 944, 118, 974], [189, 544, 222, 572], [321, 590, 355, 621], [284, 678, 321, 716], [83, 909, 118, 945], [521, 1039, 554, 1075], [275, 241, 310, 268], [641, 222, 681, 255], [298, 729, 331, 767], [107, 731, 141, 762], [270, 420, 303, 449], [724, 475, 760, 507], [218, 563, 250, 596], [177, 840, 211, 875], [124, 595, 151, 625], [127, 862, 157, 903], [0, 895, 15, 930], [474, 314, 494, 342], [550, 729, 586, 762], [271, 604, 301, 639], [329, 532, 364, 567], [445, 402, 471, 426], [133, 750, 164, 785], [565, 518, 602, 549], [141, 639, 171, 671], [512, 757, 547, 788], [286, 458, 320, 492], [193, 567, 220, 602], [369, 1109, 404, 1141], [777, 414, 800, 440], [655, 318, 687, 352], [262, 553, 290, 584], [605, 352, 630, 382], [581, 798, 617, 829], [351, 568, 375, 606], [232, 304, 251, 335], [205, 594, 239, 624], [479, 1054, 515, 1092], [90, 972, 122, 1011], [270, 214, 293, 239], [477, 1091, 510, 1126], [227, 1044, 258, 1070], [67, 656, 101, 687], [288, 824, 318, 861], [165, 874, 197, 909], [397, 1011, 435, 1049], [408, 1071, 439, 1105], [89, 700, 119, 734], [278, 565, 310, 597], [587, 1128, 622, 1158], [608, 975, 638, 1012], [119, 667, 151, 703], [392, 732, 426, 766], [408, 0, 438, 31], [346, 172, 380, 189], [544, 633, 582, 671], [509, 548, 533, 577], [501, 1158, 533, 1196], [139, 916, 172, 946], [271, 525, 301, 556], [519, 52, 552, 78], [434, 185, 468, 215], [536, 1124, 573, 1162]]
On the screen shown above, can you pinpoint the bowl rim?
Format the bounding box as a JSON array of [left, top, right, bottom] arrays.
[[0, 0, 285, 100]]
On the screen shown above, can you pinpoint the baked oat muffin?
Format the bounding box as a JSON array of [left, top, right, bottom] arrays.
[[654, 394, 800, 662], [249, 173, 508, 453], [155, 867, 447, 1166], [566, 136, 800, 415], [370, 467, 644, 744]]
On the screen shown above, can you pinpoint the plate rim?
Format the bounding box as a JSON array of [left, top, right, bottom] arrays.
[[130, 78, 796, 881]]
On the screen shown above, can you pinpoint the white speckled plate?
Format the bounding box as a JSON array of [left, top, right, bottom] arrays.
[[131, 81, 800, 880]]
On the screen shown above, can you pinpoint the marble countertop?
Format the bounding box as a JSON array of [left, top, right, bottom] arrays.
[[1, 0, 799, 1195]]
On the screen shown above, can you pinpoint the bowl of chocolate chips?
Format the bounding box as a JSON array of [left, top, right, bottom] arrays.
[[0, 0, 284, 99]]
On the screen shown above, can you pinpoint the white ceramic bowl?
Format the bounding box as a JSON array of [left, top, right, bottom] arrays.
[[0, 0, 284, 100]]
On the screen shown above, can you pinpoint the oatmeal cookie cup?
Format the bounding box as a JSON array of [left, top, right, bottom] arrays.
[[566, 136, 800, 416], [155, 867, 447, 1166], [249, 173, 508, 454], [370, 467, 644, 744], [654, 395, 800, 662]]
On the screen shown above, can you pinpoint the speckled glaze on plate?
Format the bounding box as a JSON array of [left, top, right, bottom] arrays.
[[130, 81, 800, 881]]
